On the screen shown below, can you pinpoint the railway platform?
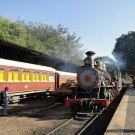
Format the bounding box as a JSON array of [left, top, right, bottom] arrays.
[[105, 86, 135, 135]]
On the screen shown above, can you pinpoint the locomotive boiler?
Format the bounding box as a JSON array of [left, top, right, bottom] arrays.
[[65, 51, 122, 116]]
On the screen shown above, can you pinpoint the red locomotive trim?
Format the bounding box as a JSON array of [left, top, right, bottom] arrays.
[[65, 99, 80, 106], [65, 98, 109, 107], [94, 99, 109, 107]]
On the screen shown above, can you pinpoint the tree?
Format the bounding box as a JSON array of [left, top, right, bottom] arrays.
[[0, 17, 85, 65], [112, 31, 135, 69], [21, 22, 84, 64], [0, 17, 45, 51]]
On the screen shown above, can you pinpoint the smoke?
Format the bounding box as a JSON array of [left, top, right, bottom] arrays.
[[98, 56, 116, 70], [97, 55, 126, 70], [35, 55, 79, 73], [57, 61, 78, 73], [112, 52, 127, 70]]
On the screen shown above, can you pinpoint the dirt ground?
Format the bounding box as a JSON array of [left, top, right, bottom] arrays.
[[0, 115, 67, 135], [0, 99, 71, 135]]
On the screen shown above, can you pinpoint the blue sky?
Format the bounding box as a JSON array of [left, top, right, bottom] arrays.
[[1, 0, 135, 59]]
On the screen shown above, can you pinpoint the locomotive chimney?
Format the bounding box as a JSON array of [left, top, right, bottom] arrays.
[[84, 51, 95, 67], [85, 51, 95, 57]]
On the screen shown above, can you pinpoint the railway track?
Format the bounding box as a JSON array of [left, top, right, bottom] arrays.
[[3, 97, 63, 117], [9, 102, 63, 117], [76, 115, 99, 135], [15, 102, 63, 116], [46, 110, 105, 135]]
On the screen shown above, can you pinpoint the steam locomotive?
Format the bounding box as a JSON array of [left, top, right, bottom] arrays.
[[65, 51, 122, 116]]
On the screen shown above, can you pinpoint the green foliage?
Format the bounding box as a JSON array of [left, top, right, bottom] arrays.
[[20, 22, 84, 64], [0, 16, 84, 65], [0, 17, 10, 39], [0, 17, 44, 51]]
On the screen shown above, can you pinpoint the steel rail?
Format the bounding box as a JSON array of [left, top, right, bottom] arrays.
[[76, 109, 106, 135], [46, 117, 73, 135]]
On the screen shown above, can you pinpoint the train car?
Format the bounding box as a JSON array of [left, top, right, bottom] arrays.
[[65, 51, 122, 116], [50, 71, 77, 100], [0, 58, 57, 102], [56, 71, 77, 87]]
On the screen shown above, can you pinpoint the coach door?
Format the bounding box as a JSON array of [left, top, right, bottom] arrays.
[[55, 73, 59, 89]]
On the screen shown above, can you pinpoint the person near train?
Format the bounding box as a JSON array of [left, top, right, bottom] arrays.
[[1, 87, 9, 116]]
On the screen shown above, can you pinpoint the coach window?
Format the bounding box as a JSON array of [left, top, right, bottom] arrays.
[[32, 72, 40, 81], [61, 78, 63, 83], [53, 74, 55, 81], [26, 72, 30, 81], [35, 72, 40, 81], [48, 75, 50, 82], [8, 71, 13, 81], [47, 74, 49, 81], [8, 69, 19, 82], [51, 74, 54, 82], [43, 73, 47, 82], [32, 73, 36, 81], [13, 70, 19, 81], [49, 74, 54, 82], [22, 70, 30, 81], [64, 78, 66, 83], [0, 68, 5, 81], [49, 74, 53, 82], [63, 78, 65, 83], [41, 73, 46, 81]]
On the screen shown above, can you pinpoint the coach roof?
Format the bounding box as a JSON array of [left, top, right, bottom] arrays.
[[0, 58, 56, 72], [57, 71, 77, 76]]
